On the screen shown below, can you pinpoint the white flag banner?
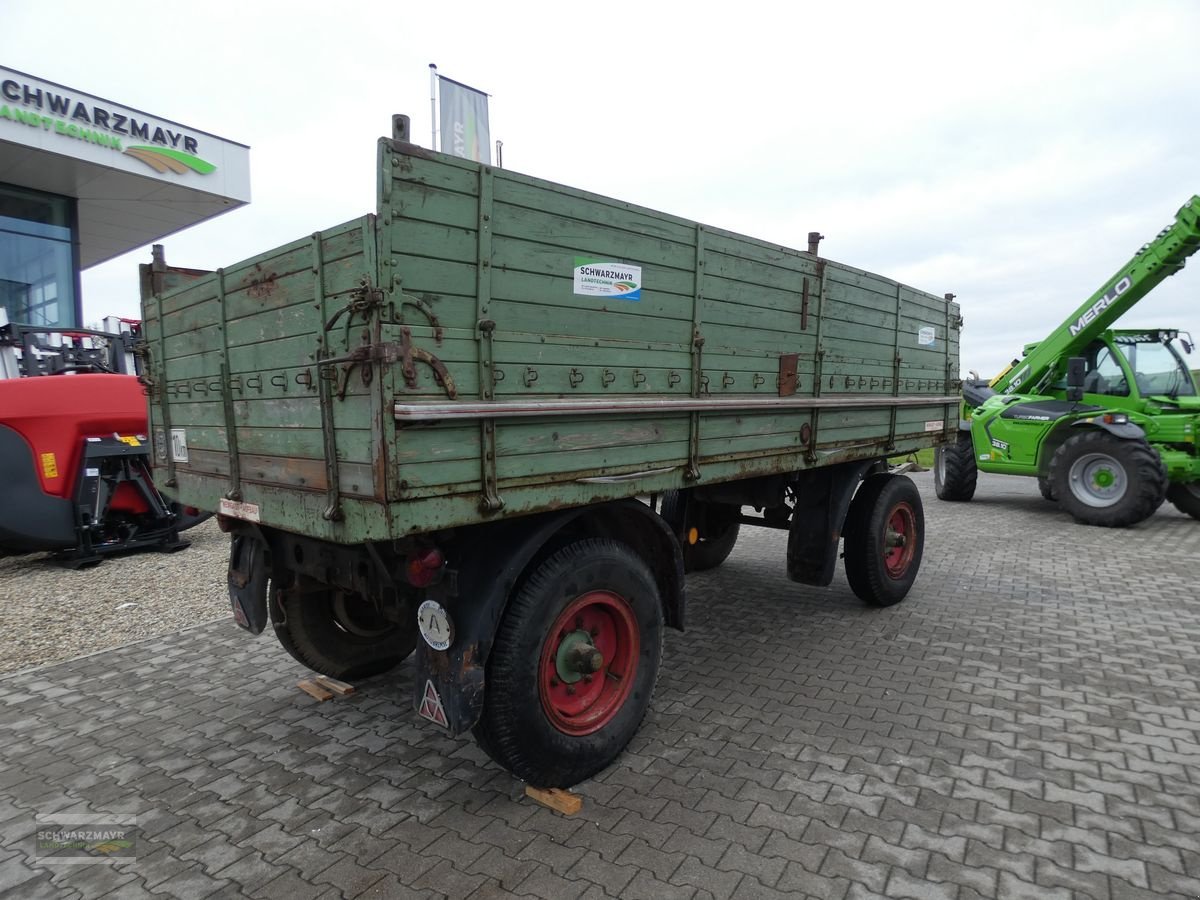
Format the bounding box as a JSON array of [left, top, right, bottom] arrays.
[[439, 76, 491, 164]]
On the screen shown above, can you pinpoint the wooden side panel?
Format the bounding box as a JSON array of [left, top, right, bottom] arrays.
[[143, 140, 960, 543]]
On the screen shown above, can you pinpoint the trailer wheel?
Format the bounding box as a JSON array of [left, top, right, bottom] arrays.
[[474, 538, 662, 787], [843, 474, 924, 607], [1049, 431, 1167, 527], [270, 584, 416, 680], [1037, 476, 1056, 502], [933, 431, 977, 501], [659, 492, 740, 571], [1166, 482, 1200, 520]]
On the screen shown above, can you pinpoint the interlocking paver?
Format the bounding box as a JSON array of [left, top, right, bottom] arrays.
[[1, 473, 1197, 898]]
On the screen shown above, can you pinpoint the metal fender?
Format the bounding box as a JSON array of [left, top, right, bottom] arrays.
[[1070, 419, 1146, 440]]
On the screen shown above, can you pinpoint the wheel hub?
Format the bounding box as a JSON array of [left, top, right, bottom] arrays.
[[555, 631, 604, 684]]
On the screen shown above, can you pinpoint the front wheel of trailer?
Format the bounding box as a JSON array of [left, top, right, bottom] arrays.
[[843, 474, 925, 607], [473, 538, 663, 788]]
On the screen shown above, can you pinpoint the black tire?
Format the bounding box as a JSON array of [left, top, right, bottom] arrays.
[[1048, 431, 1167, 527], [473, 538, 663, 787], [934, 431, 977, 501], [843, 474, 925, 607], [1167, 482, 1200, 520], [270, 584, 416, 680], [659, 491, 740, 571], [1037, 476, 1056, 502]]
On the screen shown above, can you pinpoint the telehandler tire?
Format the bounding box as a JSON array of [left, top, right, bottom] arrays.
[[270, 584, 416, 680], [1048, 431, 1167, 527], [660, 491, 740, 571], [474, 538, 663, 787], [1037, 476, 1056, 502], [843, 474, 924, 607], [934, 431, 977, 501], [1166, 482, 1200, 520]]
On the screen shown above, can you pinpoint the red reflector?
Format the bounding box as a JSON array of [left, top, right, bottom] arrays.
[[184, 506, 200, 517], [1102, 414, 1114, 424], [406, 548, 444, 588]]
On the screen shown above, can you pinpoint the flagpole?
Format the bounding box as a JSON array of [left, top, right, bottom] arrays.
[[428, 63, 438, 151]]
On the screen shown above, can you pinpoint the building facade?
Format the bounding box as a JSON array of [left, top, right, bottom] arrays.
[[0, 66, 249, 328]]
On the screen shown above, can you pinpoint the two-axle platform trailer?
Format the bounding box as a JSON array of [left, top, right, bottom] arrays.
[[142, 115, 961, 786]]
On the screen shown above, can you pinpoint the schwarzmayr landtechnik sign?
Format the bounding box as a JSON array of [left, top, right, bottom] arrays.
[[0, 75, 213, 174], [0, 67, 248, 191]]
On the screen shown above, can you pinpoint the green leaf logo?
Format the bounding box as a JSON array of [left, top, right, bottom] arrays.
[[124, 146, 216, 175]]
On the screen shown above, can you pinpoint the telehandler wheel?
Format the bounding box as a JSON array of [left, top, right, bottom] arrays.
[[473, 538, 663, 788], [1048, 431, 1167, 527], [934, 431, 977, 501], [843, 474, 924, 607], [1166, 482, 1200, 520], [1037, 476, 1056, 502], [659, 492, 740, 572], [270, 584, 416, 681]]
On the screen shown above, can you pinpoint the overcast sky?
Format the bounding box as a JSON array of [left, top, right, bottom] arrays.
[[6, 0, 1199, 377]]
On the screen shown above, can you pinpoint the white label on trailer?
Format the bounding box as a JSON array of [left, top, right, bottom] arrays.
[[417, 600, 454, 651], [418, 679, 449, 728], [924, 420, 942, 432], [85, 467, 100, 478], [918, 326, 936, 346], [170, 428, 189, 463], [573, 257, 642, 301], [218, 498, 261, 523]]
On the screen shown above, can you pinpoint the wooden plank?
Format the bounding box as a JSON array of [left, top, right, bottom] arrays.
[[314, 675, 356, 696], [524, 785, 583, 816], [297, 679, 333, 701]]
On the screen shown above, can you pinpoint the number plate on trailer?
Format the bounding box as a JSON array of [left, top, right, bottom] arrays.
[[219, 498, 261, 523]]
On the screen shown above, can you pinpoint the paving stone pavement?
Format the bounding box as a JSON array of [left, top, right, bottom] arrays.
[[0, 472, 1198, 900]]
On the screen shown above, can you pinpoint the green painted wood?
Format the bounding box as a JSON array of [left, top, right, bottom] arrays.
[[143, 138, 961, 544]]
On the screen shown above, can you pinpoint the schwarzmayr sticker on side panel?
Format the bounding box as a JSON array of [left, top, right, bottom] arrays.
[[573, 258, 641, 301]]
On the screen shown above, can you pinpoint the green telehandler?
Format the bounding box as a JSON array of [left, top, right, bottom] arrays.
[[936, 195, 1200, 526]]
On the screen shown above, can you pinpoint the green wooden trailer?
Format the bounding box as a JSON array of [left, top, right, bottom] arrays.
[[141, 116, 961, 786]]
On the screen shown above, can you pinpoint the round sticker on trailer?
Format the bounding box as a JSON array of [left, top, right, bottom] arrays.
[[417, 600, 454, 651]]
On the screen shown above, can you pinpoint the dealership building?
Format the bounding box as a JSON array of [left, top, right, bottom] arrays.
[[0, 66, 250, 329]]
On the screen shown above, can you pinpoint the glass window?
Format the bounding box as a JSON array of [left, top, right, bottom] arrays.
[[0, 184, 78, 329], [1114, 338, 1197, 397], [1081, 341, 1129, 396]]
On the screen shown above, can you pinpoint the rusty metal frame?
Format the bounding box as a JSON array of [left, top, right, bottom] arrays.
[[312, 234, 343, 521], [475, 166, 503, 512], [888, 281, 904, 450]]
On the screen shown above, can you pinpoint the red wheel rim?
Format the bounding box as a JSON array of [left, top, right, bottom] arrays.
[[883, 502, 917, 578], [539, 591, 640, 736]]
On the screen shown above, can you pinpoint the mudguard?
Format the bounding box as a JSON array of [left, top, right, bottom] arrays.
[[413, 499, 685, 736], [1070, 418, 1146, 440], [227, 534, 270, 635], [787, 458, 883, 587]]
